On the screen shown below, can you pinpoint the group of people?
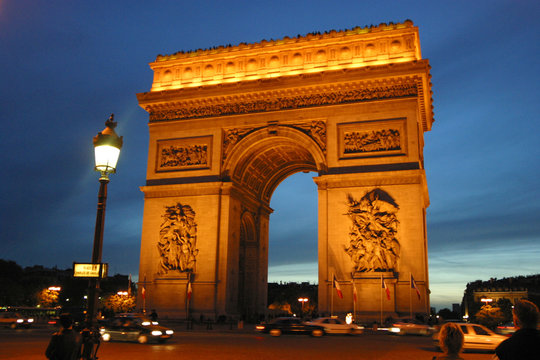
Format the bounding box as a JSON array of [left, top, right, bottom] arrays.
[[434, 299, 540, 360]]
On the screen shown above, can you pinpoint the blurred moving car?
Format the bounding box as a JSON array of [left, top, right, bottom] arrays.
[[432, 323, 507, 351], [496, 322, 516, 335], [305, 317, 364, 335], [0, 312, 34, 329], [99, 315, 174, 344], [390, 318, 433, 336], [255, 317, 325, 337]]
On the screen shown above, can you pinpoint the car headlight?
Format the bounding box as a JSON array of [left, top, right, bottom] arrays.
[[152, 321, 159, 325], [390, 327, 401, 333], [142, 321, 151, 326], [166, 330, 174, 335], [27, 318, 34, 323], [151, 330, 163, 336], [17, 319, 24, 323]]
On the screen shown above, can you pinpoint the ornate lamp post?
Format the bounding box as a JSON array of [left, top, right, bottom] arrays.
[[83, 114, 122, 359]]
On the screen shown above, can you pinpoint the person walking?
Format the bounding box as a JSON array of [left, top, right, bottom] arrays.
[[494, 299, 540, 360], [432, 322, 465, 360], [45, 313, 82, 360]]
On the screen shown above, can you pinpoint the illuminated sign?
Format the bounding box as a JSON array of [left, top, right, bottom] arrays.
[[73, 263, 108, 278]]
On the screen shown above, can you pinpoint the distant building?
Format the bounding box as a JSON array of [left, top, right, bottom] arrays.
[[462, 274, 540, 319], [473, 289, 528, 304]]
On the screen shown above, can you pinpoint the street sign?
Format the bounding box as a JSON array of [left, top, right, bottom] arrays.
[[73, 263, 108, 278]]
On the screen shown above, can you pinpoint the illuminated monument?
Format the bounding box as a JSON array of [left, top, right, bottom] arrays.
[[136, 20, 433, 320]]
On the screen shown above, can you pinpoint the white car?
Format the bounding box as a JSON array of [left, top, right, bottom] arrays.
[[432, 323, 507, 351], [390, 318, 433, 336], [305, 317, 364, 335]]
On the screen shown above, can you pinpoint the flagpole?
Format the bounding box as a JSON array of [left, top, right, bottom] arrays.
[[352, 279, 356, 322], [331, 272, 334, 317], [380, 273, 383, 325], [409, 272, 413, 319], [142, 274, 147, 313]]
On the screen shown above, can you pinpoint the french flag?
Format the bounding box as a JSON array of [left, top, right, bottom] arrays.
[[411, 274, 421, 300], [187, 281, 193, 301], [333, 275, 343, 299], [382, 278, 391, 300]]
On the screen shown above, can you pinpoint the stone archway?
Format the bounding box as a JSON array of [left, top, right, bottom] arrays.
[[136, 21, 433, 321]]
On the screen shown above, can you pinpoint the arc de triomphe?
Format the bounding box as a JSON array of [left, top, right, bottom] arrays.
[[136, 20, 433, 321]]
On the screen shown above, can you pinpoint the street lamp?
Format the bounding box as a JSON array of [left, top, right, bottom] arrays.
[[83, 114, 122, 359], [298, 297, 308, 313]]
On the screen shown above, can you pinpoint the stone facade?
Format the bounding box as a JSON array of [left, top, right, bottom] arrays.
[[136, 20, 433, 320]]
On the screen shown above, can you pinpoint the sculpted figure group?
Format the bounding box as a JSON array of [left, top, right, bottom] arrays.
[[345, 189, 400, 273], [157, 203, 199, 275]]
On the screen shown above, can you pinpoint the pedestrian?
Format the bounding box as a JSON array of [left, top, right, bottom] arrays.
[[494, 299, 540, 360], [150, 309, 158, 322], [45, 313, 82, 360], [432, 322, 464, 360]]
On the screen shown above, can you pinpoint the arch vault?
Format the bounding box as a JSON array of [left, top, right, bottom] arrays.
[[136, 21, 434, 321]]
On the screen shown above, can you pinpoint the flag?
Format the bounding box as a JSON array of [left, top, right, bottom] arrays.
[[141, 285, 146, 300], [128, 274, 132, 296], [382, 278, 391, 300], [187, 281, 192, 301], [411, 274, 421, 300], [333, 275, 343, 299], [353, 282, 357, 303]]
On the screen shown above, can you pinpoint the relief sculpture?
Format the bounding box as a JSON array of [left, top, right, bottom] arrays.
[[222, 128, 254, 160], [292, 120, 326, 153], [157, 203, 199, 275], [344, 189, 400, 273], [344, 129, 400, 154], [149, 82, 418, 122], [159, 144, 208, 168]]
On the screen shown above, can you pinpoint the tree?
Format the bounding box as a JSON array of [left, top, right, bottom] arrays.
[[101, 293, 136, 314], [36, 288, 60, 308], [474, 304, 504, 329]]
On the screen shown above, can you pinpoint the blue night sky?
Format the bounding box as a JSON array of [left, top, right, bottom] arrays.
[[1, 1, 539, 311]]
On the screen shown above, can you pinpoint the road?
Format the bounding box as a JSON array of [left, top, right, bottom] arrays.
[[0, 325, 496, 360]]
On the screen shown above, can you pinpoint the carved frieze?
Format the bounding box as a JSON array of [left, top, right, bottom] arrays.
[[344, 189, 400, 273], [156, 136, 211, 172], [149, 82, 417, 122], [157, 202, 199, 275], [338, 118, 406, 159], [344, 129, 400, 154]]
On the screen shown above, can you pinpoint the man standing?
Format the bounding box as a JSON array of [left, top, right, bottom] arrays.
[[494, 299, 540, 360], [45, 313, 82, 360]]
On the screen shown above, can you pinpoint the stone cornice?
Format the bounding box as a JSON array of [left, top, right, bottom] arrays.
[[156, 21, 416, 62], [138, 61, 433, 130], [146, 21, 421, 92]]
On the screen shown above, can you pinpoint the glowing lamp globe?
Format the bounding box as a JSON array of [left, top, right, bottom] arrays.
[[93, 114, 123, 177]]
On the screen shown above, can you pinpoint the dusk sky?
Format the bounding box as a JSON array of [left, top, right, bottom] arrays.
[[1, 1, 539, 311]]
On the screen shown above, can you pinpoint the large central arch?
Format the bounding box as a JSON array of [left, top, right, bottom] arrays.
[[136, 21, 434, 321]]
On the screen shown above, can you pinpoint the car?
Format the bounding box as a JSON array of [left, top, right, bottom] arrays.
[[432, 323, 507, 351], [0, 312, 34, 329], [305, 317, 364, 335], [496, 322, 516, 335], [255, 317, 325, 337], [389, 318, 433, 336], [99, 315, 174, 344]]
